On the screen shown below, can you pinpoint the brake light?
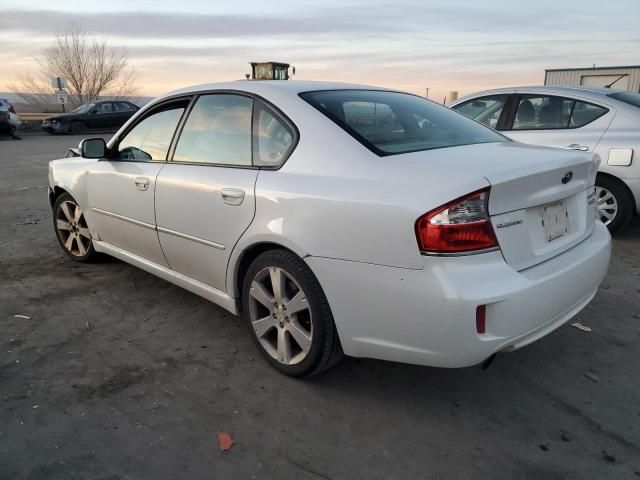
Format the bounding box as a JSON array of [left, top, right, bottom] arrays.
[[415, 187, 498, 254], [8, 105, 15, 114]]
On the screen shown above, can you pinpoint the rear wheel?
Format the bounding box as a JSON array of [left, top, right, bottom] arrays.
[[70, 122, 87, 135], [595, 175, 634, 234], [242, 249, 342, 377], [53, 193, 98, 262]]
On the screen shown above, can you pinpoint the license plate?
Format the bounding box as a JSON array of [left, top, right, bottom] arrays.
[[542, 201, 569, 243]]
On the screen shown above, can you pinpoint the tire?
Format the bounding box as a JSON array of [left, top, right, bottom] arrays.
[[53, 193, 99, 262], [242, 249, 343, 377], [70, 122, 87, 135], [595, 175, 634, 235]]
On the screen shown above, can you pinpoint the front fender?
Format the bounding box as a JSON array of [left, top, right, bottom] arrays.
[[48, 157, 98, 229]]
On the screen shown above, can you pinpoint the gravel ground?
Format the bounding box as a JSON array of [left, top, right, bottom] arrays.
[[1, 134, 639, 480]]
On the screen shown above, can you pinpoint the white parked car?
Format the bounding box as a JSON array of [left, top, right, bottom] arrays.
[[0, 97, 22, 138], [48, 81, 611, 376], [450, 86, 640, 234]]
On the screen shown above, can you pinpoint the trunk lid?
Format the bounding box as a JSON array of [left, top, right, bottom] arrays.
[[485, 145, 598, 271], [368, 141, 598, 270]]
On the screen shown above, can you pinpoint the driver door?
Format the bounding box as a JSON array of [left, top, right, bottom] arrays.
[[86, 99, 189, 265]]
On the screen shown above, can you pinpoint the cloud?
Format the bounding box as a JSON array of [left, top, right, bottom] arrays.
[[0, 9, 405, 39], [1, 1, 638, 98], [2, 3, 637, 40]]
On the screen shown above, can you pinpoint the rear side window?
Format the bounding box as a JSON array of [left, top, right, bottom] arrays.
[[118, 107, 185, 161], [512, 96, 572, 130], [452, 95, 508, 128], [301, 90, 504, 156], [173, 94, 253, 166], [570, 101, 608, 127], [511, 95, 607, 130], [254, 106, 295, 167], [607, 91, 640, 108]]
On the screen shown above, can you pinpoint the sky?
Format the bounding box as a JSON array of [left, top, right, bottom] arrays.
[[0, 0, 638, 101]]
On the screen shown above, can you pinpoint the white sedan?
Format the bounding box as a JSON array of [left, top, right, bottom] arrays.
[[450, 86, 640, 234], [48, 81, 611, 376]]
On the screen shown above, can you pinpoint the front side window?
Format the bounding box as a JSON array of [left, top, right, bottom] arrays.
[[96, 103, 113, 114], [254, 106, 295, 167], [301, 90, 504, 156], [114, 102, 135, 112], [452, 95, 508, 129], [173, 94, 253, 166], [117, 106, 185, 161]]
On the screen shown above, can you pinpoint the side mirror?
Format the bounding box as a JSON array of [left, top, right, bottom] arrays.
[[90, 109, 99, 115], [79, 138, 106, 159]]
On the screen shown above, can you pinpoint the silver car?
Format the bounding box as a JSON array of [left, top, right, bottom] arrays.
[[450, 87, 640, 233]]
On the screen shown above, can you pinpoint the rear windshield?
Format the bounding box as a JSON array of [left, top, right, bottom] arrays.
[[607, 91, 640, 108], [300, 90, 505, 156]]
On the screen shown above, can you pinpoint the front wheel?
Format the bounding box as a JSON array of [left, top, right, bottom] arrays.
[[242, 249, 342, 377], [53, 193, 98, 262], [595, 175, 634, 235]]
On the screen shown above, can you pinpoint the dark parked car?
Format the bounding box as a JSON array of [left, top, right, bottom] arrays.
[[42, 100, 139, 135]]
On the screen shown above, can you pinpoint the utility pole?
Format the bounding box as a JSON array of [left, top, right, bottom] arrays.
[[425, 87, 429, 99]]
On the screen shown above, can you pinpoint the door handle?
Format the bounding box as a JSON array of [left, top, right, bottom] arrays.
[[135, 176, 150, 191], [221, 188, 245, 206], [564, 144, 589, 152]]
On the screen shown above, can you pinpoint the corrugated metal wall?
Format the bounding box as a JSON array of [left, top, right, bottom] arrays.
[[545, 67, 640, 92]]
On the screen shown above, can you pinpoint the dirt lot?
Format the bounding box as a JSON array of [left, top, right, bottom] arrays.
[[1, 134, 639, 480]]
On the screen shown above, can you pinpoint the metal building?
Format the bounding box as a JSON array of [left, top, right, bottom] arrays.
[[544, 65, 640, 92]]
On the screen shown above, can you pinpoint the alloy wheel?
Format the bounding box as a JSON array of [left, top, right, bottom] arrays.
[[56, 200, 92, 257], [595, 186, 618, 226], [248, 266, 313, 365]]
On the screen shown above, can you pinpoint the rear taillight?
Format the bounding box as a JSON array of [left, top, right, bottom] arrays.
[[415, 187, 498, 254], [8, 105, 16, 114]]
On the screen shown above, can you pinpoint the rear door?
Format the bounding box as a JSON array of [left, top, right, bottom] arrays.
[[503, 93, 614, 153], [87, 99, 188, 265], [154, 93, 258, 291]]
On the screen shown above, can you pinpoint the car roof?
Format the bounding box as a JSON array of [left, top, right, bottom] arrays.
[[452, 85, 627, 104], [162, 80, 394, 100]]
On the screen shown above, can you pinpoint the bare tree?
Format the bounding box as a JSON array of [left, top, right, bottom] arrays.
[[8, 25, 138, 111]]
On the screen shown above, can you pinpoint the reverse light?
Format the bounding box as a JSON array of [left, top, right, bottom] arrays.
[[415, 187, 499, 254]]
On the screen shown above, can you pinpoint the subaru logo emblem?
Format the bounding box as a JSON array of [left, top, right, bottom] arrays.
[[562, 171, 573, 184]]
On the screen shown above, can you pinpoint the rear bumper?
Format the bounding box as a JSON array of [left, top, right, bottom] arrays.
[[306, 221, 611, 368]]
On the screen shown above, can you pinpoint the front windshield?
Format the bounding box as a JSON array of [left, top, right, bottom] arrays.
[[300, 90, 506, 156], [72, 103, 96, 114]]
